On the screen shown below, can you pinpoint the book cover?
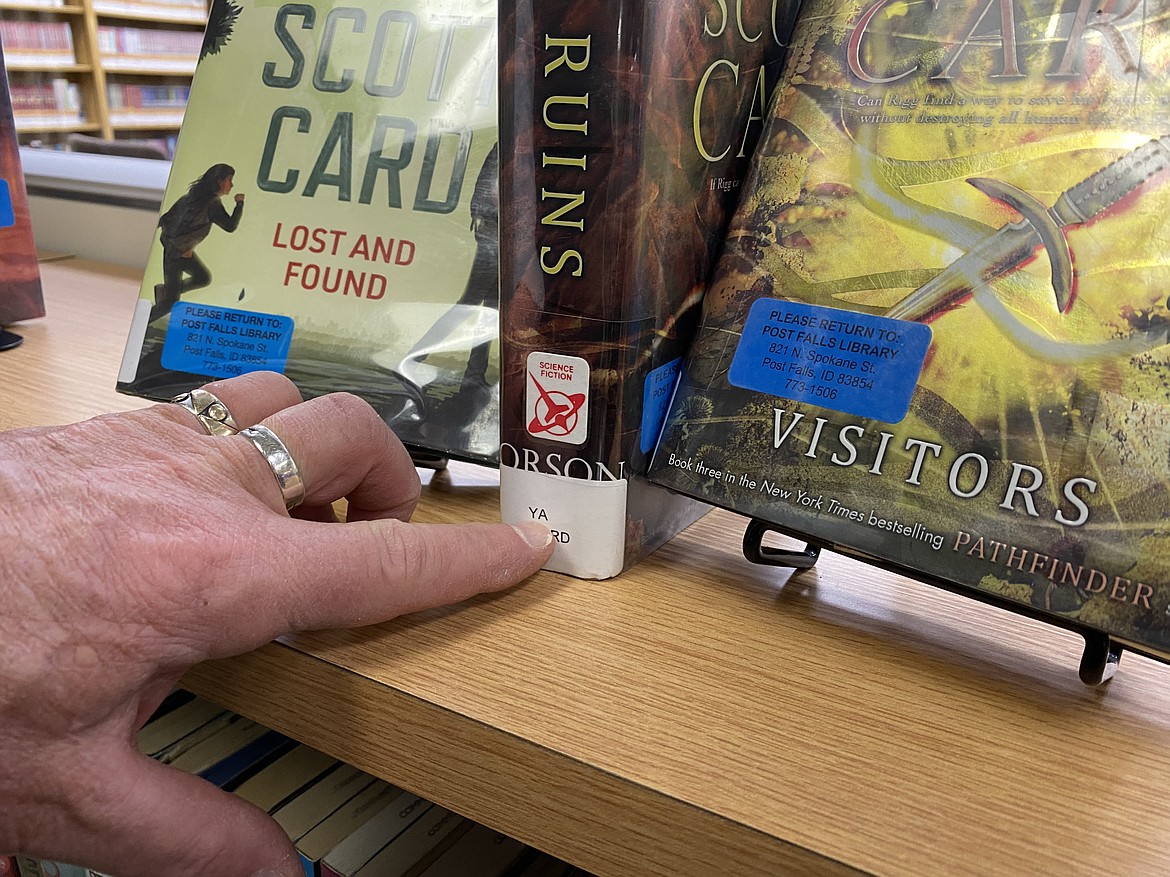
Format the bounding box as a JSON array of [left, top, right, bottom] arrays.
[[352, 806, 467, 877], [295, 780, 402, 877], [649, 0, 1170, 659], [413, 823, 526, 877], [135, 695, 226, 758], [504, 854, 574, 877], [0, 35, 45, 328], [116, 0, 502, 465], [320, 794, 430, 877], [272, 763, 376, 844], [232, 744, 341, 815], [165, 715, 270, 775], [497, 0, 796, 577], [200, 729, 293, 788]]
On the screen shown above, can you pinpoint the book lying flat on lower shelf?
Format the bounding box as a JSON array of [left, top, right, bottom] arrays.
[[116, 0, 502, 465], [0, 35, 44, 331], [416, 823, 527, 877], [351, 805, 466, 877], [13, 693, 582, 877], [649, 0, 1170, 662], [319, 792, 433, 877], [296, 779, 402, 877], [497, 0, 796, 577]]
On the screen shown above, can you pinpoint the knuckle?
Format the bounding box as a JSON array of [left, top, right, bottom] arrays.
[[373, 521, 448, 594]]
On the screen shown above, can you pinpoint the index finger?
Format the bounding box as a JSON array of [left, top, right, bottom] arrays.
[[255, 517, 554, 637], [198, 390, 552, 645]]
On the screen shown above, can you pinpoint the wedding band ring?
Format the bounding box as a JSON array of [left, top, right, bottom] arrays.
[[171, 389, 239, 436], [238, 425, 306, 510]]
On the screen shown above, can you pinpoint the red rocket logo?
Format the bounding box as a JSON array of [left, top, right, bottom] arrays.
[[525, 352, 589, 444], [527, 373, 586, 437]]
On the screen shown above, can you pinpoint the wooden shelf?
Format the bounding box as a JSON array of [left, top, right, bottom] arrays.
[[91, 2, 205, 23], [6, 61, 90, 72], [0, 2, 84, 13], [14, 119, 98, 132], [98, 59, 195, 74], [2, 0, 204, 151], [110, 118, 181, 130], [8, 257, 1170, 877]]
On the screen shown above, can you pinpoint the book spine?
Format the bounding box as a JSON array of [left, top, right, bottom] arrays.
[[499, 0, 789, 577]]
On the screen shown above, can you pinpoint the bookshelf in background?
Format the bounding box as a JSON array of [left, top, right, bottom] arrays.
[[0, 0, 204, 157]]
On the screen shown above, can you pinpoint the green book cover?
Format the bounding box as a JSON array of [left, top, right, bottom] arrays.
[[117, 0, 501, 464], [650, 0, 1170, 662]]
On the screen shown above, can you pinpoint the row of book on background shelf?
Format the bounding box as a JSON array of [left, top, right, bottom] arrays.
[[115, 0, 1170, 668], [8, 78, 82, 129], [91, 0, 208, 24], [96, 25, 202, 71], [0, 20, 74, 66], [6, 691, 586, 877]]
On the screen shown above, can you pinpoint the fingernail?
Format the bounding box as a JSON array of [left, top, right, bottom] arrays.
[[512, 521, 553, 549]]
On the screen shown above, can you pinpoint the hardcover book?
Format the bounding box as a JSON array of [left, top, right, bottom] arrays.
[[497, 0, 795, 577], [649, 0, 1170, 660], [116, 0, 502, 465], [0, 35, 45, 329]]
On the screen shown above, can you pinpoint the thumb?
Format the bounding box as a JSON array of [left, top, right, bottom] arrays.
[[66, 741, 300, 877]]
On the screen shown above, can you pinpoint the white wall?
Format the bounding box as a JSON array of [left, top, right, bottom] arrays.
[[20, 149, 169, 270], [27, 195, 160, 268]]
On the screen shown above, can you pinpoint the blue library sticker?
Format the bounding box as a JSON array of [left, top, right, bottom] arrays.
[[641, 356, 683, 454], [161, 301, 294, 379], [729, 299, 931, 423], [0, 180, 14, 228]]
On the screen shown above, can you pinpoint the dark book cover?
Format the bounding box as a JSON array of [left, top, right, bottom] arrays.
[[116, 0, 501, 465], [498, 0, 795, 577], [650, 0, 1170, 660], [0, 35, 45, 327]]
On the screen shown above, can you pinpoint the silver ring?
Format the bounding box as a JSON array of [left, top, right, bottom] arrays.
[[238, 425, 306, 510], [171, 389, 239, 436]]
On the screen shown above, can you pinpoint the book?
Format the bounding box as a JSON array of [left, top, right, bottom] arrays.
[[319, 793, 430, 877], [199, 729, 293, 788], [0, 34, 45, 329], [116, 0, 503, 465], [496, 0, 795, 577], [296, 780, 402, 877], [649, 0, 1170, 660], [165, 715, 272, 775], [351, 806, 467, 877], [232, 744, 341, 815], [135, 695, 226, 758], [414, 823, 526, 877], [502, 854, 574, 877], [272, 764, 376, 844]]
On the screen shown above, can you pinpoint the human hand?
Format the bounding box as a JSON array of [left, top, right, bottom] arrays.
[[0, 371, 552, 876], [235, 193, 245, 203]]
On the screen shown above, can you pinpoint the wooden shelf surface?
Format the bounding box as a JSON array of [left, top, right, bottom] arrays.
[[0, 2, 84, 12], [6, 258, 1170, 877], [6, 61, 91, 72]]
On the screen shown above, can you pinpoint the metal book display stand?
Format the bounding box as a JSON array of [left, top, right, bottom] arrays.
[[742, 518, 1125, 687]]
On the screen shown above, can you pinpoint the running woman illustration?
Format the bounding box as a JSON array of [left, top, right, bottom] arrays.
[[149, 162, 244, 323]]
